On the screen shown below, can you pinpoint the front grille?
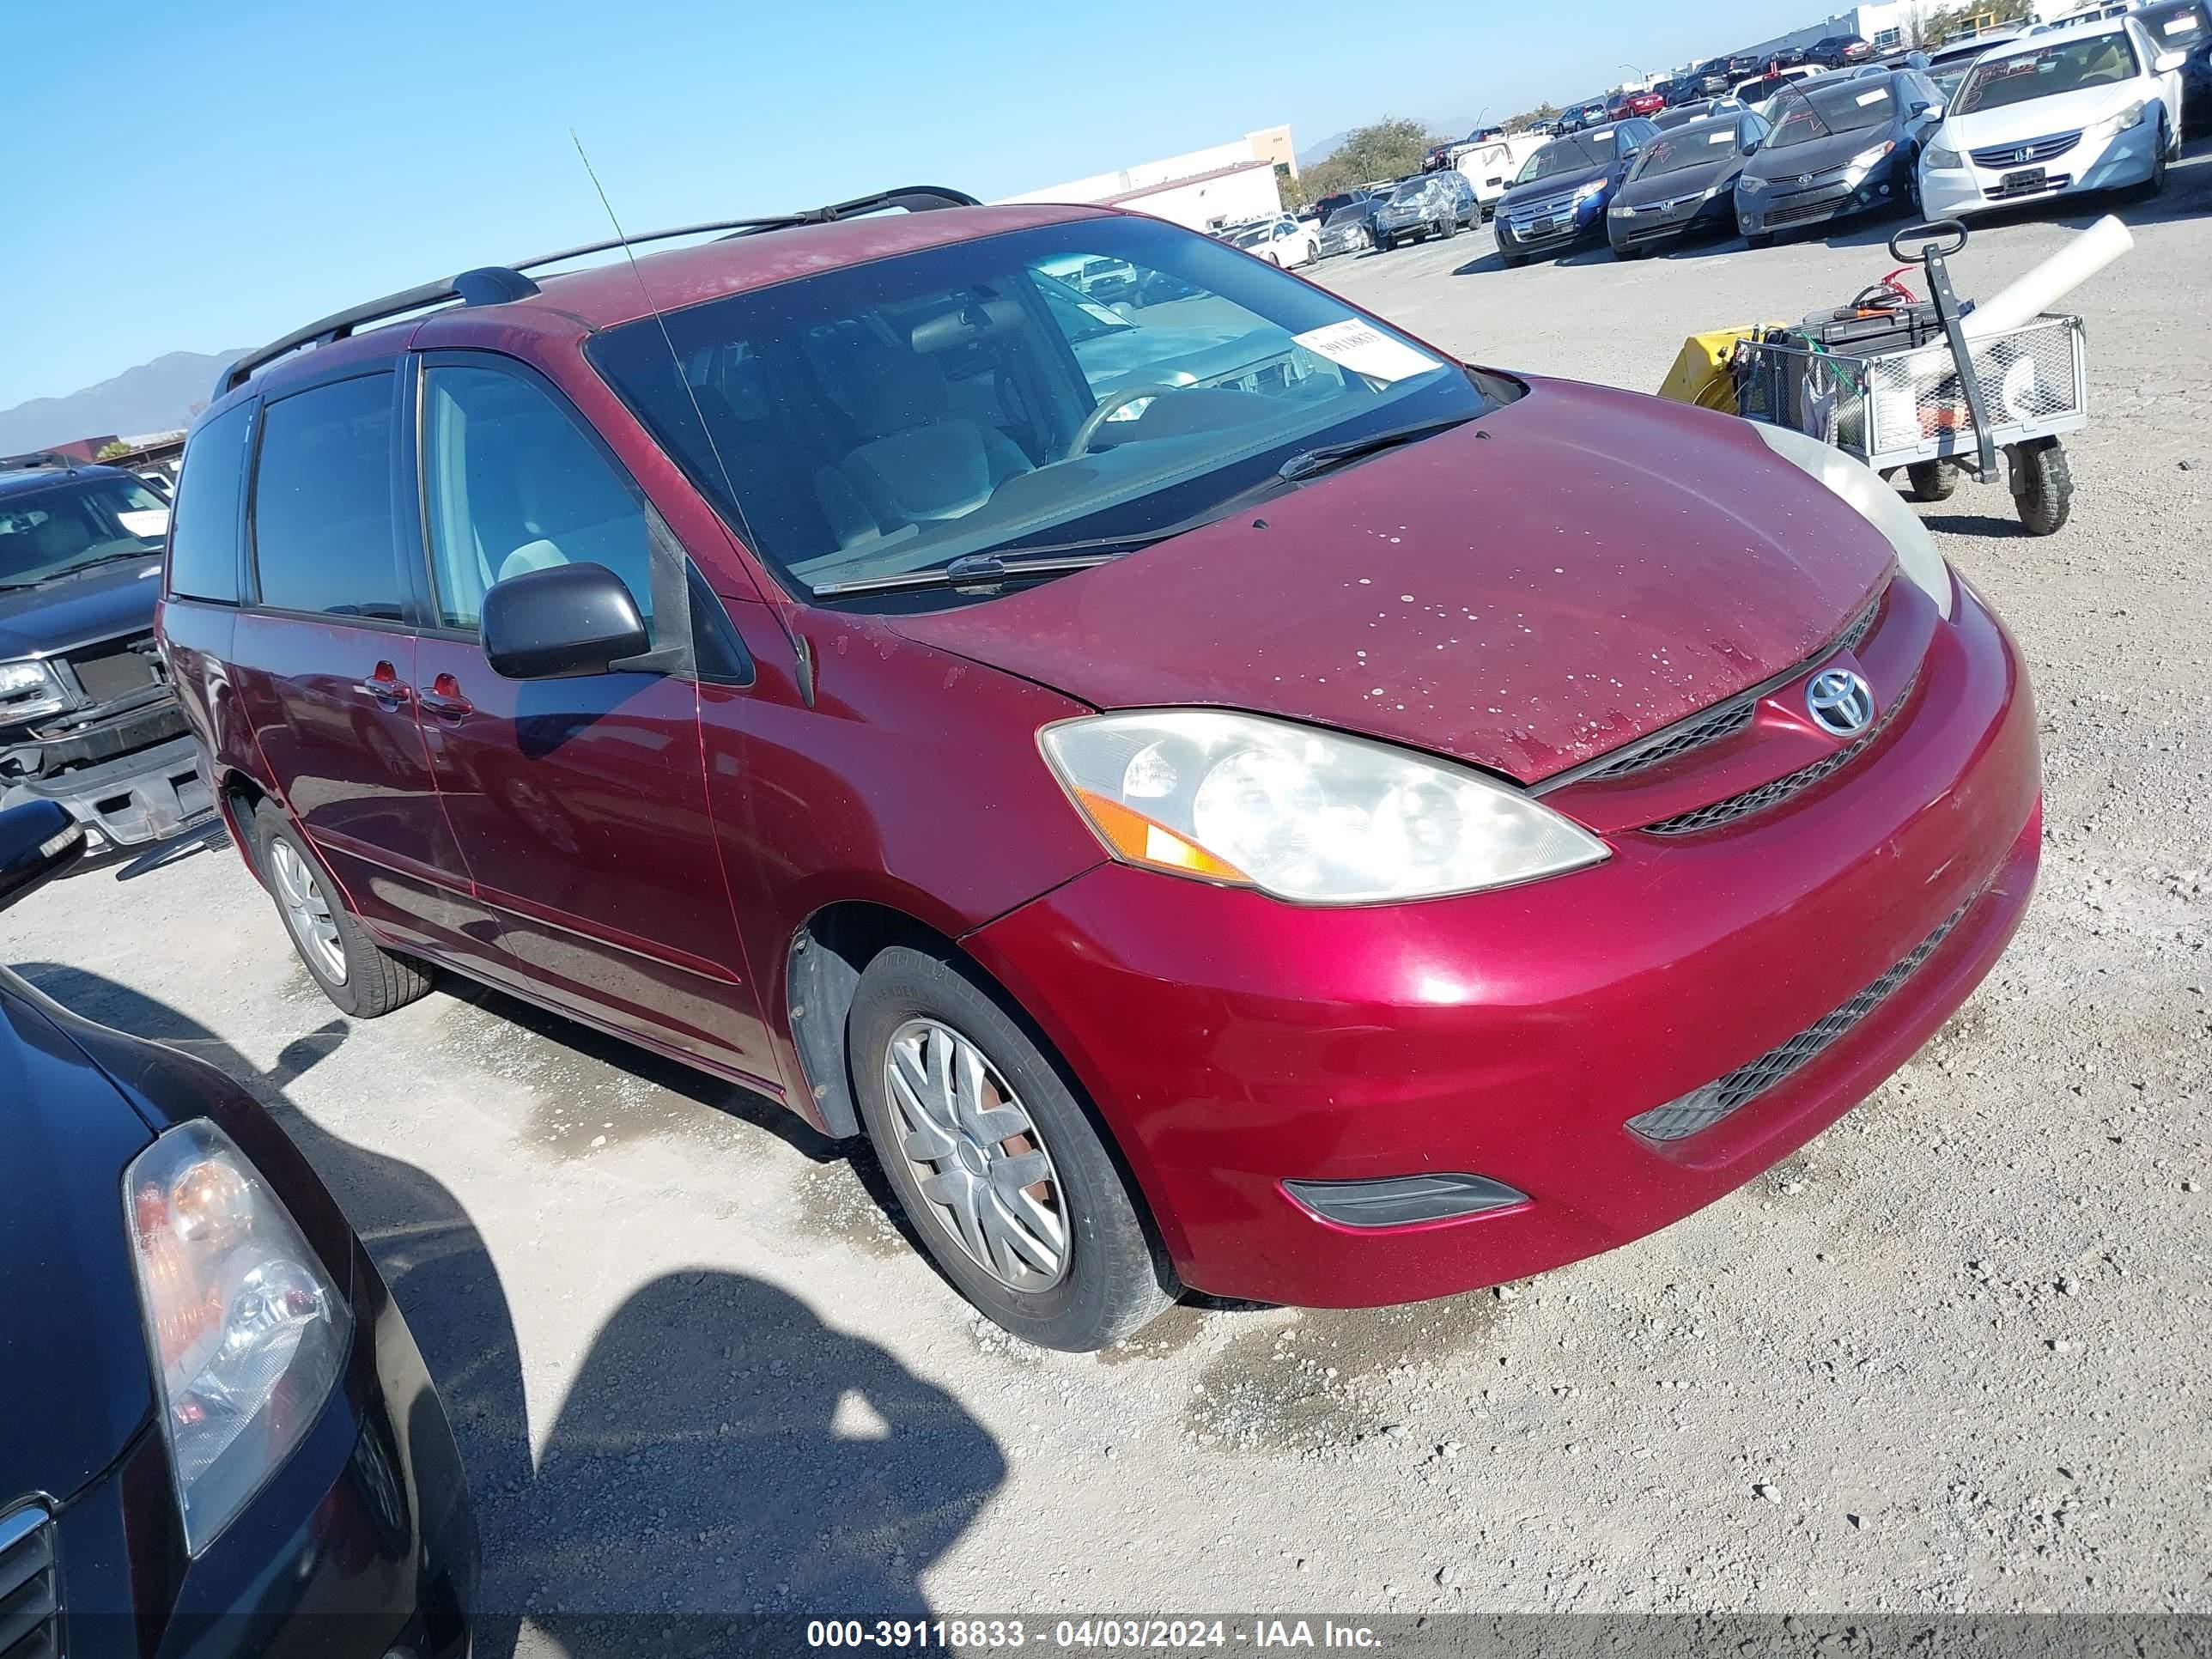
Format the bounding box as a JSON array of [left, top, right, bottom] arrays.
[[1971, 130, 2082, 170], [0, 1501, 60, 1659], [1765, 185, 1856, 226], [1640, 661, 1920, 835], [67, 632, 163, 704], [1626, 891, 1973, 1141], [1577, 588, 1886, 785], [1504, 189, 1580, 232]]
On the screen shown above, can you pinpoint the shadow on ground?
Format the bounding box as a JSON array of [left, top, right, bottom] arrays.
[[16, 965, 1007, 1659]]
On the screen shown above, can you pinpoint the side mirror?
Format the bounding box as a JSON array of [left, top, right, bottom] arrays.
[[0, 800, 86, 913], [1743, 138, 1762, 154], [479, 562, 651, 680], [2153, 48, 2186, 72]]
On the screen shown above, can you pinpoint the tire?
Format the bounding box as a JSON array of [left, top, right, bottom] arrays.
[[2133, 120, 2170, 199], [1498, 250, 1526, 269], [1906, 459, 1958, 501], [1376, 230, 1394, 252], [1746, 232, 1775, 250], [848, 943, 1174, 1352], [2008, 440, 2072, 536], [1437, 213, 1458, 240], [250, 801, 430, 1018]]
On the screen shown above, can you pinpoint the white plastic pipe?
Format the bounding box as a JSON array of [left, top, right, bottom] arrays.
[[1960, 214, 2134, 339]]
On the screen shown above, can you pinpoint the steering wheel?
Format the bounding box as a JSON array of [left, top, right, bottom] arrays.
[[1066, 383, 1188, 459]]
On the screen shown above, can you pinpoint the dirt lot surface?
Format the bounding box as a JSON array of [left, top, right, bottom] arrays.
[[9, 149, 2209, 1646]]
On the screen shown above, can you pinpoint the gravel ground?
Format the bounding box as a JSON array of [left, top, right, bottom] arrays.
[[8, 149, 2209, 1648]]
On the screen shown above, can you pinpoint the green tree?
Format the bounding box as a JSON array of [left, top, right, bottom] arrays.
[[96, 441, 131, 460], [1330, 116, 1435, 185]]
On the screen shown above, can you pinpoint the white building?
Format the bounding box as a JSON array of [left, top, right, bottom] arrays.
[[998, 127, 1295, 231]]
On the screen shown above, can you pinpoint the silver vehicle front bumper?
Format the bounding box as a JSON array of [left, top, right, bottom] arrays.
[[0, 732, 215, 848]]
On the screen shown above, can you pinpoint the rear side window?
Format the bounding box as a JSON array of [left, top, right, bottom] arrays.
[[167, 403, 252, 604], [419, 364, 656, 638], [251, 374, 402, 621]]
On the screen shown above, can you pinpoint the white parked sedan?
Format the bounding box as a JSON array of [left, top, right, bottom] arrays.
[[1918, 16, 2188, 216], [1221, 215, 1319, 268]]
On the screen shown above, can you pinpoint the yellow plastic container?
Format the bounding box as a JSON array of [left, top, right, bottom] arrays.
[[1656, 326, 1781, 415]]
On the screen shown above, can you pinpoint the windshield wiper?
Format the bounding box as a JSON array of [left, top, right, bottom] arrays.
[[1273, 413, 1480, 483], [811, 550, 1130, 599]]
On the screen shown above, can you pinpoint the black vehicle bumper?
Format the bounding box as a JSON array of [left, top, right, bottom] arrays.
[[51, 1241, 475, 1657], [1608, 191, 1735, 251], [1739, 154, 1912, 235]]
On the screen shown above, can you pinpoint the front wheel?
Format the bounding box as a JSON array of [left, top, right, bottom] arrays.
[[848, 944, 1174, 1352], [2008, 440, 2072, 535], [1498, 249, 1526, 269], [1745, 232, 1774, 250], [2133, 120, 2170, 198], [1906, 459, 1958, 501]]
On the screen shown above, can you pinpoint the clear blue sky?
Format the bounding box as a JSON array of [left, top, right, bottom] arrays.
[[1, 0, 1810, 407]]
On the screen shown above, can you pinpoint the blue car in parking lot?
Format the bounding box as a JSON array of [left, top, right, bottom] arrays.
[[1492, 119, 1660, 267]]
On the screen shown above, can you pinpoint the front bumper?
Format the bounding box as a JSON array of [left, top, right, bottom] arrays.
[[1494, 198, 1607, 258], [966, 578, 2039, 1308], [1919, 124, 2154, 219], [50, 1241, 476, 1656], [1737, 153, 1912, 234], [1608, 187, 1735, 250], [0, 730, 213, 849]]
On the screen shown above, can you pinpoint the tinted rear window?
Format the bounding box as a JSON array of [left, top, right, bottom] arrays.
[[167, 403, 252, 604], [250, 374, 402, 621]]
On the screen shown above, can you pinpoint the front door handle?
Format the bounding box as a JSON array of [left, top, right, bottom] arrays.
[[354, 662, 412, 708], [418, 672, 474, 721]]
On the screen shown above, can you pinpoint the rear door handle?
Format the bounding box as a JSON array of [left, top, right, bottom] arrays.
[[418, 672, 474, 721], [354, 662, 412, 707]]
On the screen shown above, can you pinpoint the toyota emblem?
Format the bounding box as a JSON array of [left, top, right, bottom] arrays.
[[1806, 668, 1875, 737], [1796, 173, 1814, 185]]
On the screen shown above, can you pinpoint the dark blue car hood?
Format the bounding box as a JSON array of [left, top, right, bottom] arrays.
[[0, 978, 158, 1504], [0, 554, 165, 659], [1497, 160, 1618, 209]]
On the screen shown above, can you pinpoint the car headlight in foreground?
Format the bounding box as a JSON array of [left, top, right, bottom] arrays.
[[1737, 173, 1768, 192], [2087, 100, 2147, 143], [1749, 421, 1953, 618], [1922, 140, 1962, 170], [1039, 710, 1607, 903], [1573, 179, 1609, 204], [0, 658, 70, 722], [126, 1120, 349, 1555], [1844, 139, 1895, 181]]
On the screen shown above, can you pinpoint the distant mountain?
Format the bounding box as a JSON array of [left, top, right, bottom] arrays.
[[0, 350, 246, 453]]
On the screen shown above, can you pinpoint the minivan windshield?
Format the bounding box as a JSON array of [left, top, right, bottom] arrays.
[[587, 216, 1504, 603], [1766, 77, 1899, 146], [1956, 33, 2142, 112], [0, 474, 170, 589], [1515, 130, 1620, 184]]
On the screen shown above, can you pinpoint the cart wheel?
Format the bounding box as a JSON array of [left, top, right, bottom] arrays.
[[2008, 440, 2071, 536], [1906, 459, 1958, 502]]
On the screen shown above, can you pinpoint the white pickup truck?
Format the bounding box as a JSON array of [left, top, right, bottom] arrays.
[[1453, 134, 1553, 216]]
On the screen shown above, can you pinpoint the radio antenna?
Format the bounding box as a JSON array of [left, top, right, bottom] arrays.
[[568, 130, 742, 522]]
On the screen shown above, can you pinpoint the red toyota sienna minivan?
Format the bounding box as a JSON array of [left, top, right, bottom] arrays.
[[157, 188, 2039, 1351]]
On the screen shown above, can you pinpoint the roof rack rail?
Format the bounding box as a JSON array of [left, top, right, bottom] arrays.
[[213, 185, 981, 400]]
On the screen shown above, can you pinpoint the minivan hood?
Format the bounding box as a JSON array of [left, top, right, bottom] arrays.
[[0, 978, 157, 1503], [890, 378, 1894, 783], [0, 555, 164, 659], [1943, 83, 2141, 147]]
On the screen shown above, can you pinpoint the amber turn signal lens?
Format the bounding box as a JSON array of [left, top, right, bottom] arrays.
[[1071, 787, 1252, 884]]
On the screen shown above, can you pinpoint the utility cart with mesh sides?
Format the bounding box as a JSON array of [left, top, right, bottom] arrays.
[[1729, 221, 2089, 535]]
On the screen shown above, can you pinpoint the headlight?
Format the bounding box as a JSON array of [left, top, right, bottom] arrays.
[[1846, 139, 1896, 176], [1737, 173, 1768, 192], [1923, 142, 1961, 170], [1574, 178, 1608, 202], [0, 658, 69, 722], [2087, 100, 2147, 141], [1038, 711, 1608, 904], [1748, 421, 1953, 619], [126, 1121, 349, 1554]]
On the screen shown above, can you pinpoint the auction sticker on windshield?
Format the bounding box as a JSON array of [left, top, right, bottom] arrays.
[[1292, 322, 1442, 383]]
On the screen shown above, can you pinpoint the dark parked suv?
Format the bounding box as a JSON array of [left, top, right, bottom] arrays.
[[1, 459, 214, 848], [1492, 118, 1660, 264], [161, 185, 2039, 1353]]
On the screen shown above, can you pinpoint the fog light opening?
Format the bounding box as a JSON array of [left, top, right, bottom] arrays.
[[1284, 1172, 1528, 1228]]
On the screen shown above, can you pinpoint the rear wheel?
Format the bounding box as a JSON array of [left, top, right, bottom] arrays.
[[1906, 459, 1958, 501], [2008, 439, 2072, 536], [251, 802, 430, 1018], [848, 943, 1173, 1352]]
